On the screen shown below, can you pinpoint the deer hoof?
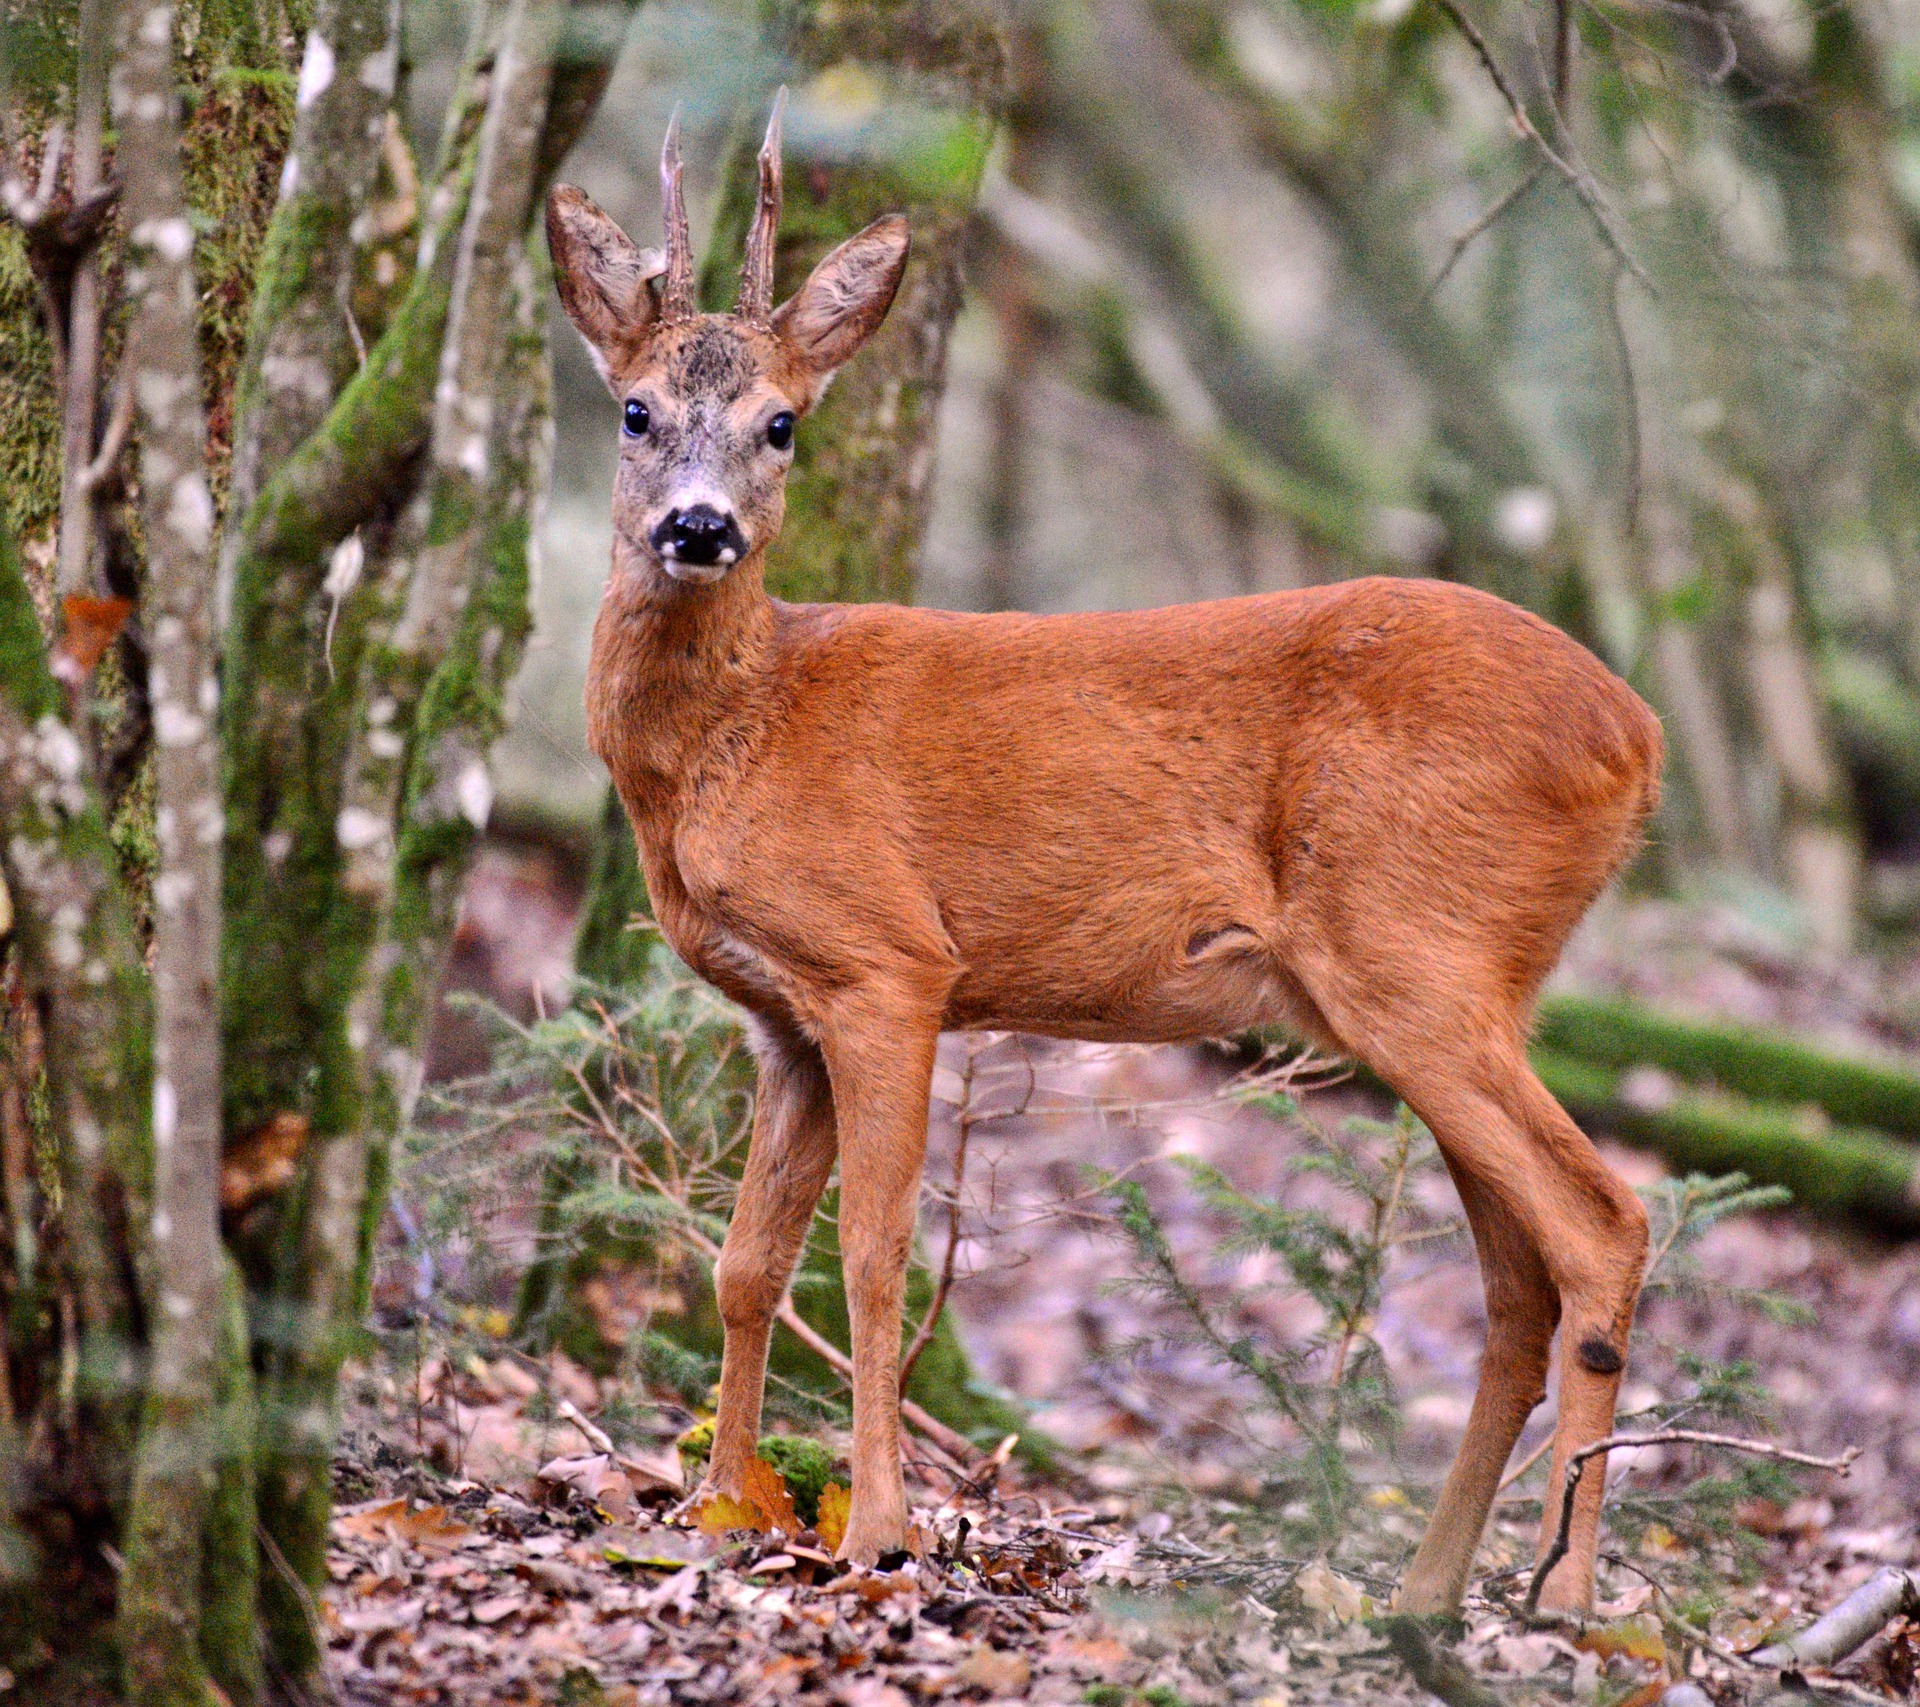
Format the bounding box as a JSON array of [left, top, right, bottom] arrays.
[[835, 1509, 908, 1567]]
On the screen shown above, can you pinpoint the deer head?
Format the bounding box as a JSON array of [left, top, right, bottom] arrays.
[[546, 95, 910, 584]]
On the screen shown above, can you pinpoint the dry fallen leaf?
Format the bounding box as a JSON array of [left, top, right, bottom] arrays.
[[617, 1446, 683, 1492], [468, 1592, 525, 1625], [1295, 1559, 1370, 1623], [815, 1481, 851, 1553], [693, 1492, 763, 1536], [55, 594, 133, 680], [221, 1111, 310, 1215], [689, 1453, 800, 1536], [333, 1497, 408, 1541], [1575, 1616, 1667, 1668], [332, 1497, 470, 1554], [740, 1456, 800, 1534], [952, 1647, 1031, 1693]]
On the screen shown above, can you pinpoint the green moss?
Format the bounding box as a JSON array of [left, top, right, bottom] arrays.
[[756, 1434, 838, 1524], [1533, 1048, 1920, 1232], [0, 530, 57, 723], [198, 1262, 262, 1705], [1536, 992, 1920, 1138], [0, 224, 61, 548]]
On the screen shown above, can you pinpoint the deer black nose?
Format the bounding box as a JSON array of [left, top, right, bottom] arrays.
[[653, 504, 744, 567]]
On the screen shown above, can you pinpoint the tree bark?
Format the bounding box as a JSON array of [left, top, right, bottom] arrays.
[[214, 1, 639, 1679], [109, 0, 234, 1691]]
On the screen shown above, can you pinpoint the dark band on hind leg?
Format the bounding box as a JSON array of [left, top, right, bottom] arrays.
[[1576, 1334, 1623, 1375]]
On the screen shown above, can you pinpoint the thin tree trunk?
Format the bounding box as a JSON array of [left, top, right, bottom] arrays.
[[1709, 474, 1860, 952], [0, 537, 151, 1698], [216, 1, 638, 1678], [220, 0, 401, 583], [111, 0, 234, 1695], [1639, 479, 1753, 871], [54, 0, 111, 599]]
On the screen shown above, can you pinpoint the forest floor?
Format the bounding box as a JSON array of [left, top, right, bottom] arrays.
[[320, 848, 1920, 1705]]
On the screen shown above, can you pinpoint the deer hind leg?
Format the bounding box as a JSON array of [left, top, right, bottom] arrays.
[[1498, 1057, 1648, 1611], [814, 990, 945, 1563], [1398, 1163, 1558, 1615], [707, 1016, 838, 1500], [1290, 949, 1647, 1613], [1387, 1042, 1645, 1613]]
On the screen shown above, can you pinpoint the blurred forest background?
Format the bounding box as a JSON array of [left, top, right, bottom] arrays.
[[11, 0, 1920, 1701]]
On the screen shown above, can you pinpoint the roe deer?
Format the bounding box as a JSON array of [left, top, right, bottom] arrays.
[[545, 100, 1663, 1614]]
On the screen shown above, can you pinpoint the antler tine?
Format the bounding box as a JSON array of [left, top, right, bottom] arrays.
[[737, 86, 787, 325], [659, 105, 697, 323]]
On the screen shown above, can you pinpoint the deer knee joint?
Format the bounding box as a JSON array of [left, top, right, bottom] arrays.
[[714, 1250, 777, 1327]]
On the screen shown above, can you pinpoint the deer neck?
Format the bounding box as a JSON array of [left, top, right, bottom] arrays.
[[590, 542, 778, 813]]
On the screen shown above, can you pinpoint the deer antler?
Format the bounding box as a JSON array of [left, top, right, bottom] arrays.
[[658, 106, 697, 323], [736, 87, 787, 325]]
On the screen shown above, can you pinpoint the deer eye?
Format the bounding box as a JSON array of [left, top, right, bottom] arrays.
[[766, 411, 795, 451], [623, 398, 650, 436]]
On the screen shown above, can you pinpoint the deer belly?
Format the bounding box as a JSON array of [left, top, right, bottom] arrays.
[[944, 918, 1315, 1045]]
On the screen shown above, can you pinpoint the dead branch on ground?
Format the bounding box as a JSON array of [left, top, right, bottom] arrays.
[[1526, 1429, 1858, 1618]]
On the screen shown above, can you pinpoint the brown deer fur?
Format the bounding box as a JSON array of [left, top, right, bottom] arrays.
[[546, 120, 1664, 1614]]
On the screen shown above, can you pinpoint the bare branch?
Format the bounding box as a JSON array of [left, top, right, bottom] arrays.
[[78, 372, 132, 493], [901, 1040, 978, 1388], [0, 125, 66, 225], [1428, 0, 1651, 292], [1606, 265, 1644, 534], [1428, 161, 1545, 295], [1527, 1429, 1858, 1618]]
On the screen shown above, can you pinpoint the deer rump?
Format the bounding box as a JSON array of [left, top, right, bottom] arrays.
[[602, 573, 1661, 1062]]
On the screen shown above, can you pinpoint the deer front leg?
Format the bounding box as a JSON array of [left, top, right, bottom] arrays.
[[817, 995, 943, 1563], [705, 1018, 838, 1502]]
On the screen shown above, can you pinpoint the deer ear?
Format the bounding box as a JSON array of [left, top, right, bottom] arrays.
[[545, 185, 665, 391], [771, 214, 909, 400]]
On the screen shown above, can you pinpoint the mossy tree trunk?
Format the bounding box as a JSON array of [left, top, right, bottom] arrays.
[[0, 0, 640, 1695], [558, 0, 1018, 1445]]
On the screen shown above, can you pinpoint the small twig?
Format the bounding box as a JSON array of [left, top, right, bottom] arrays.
[[1429, 0, 1651, 292], [79, 371, 133, 493], [1605, 264, 1644, 534], [1498, 1429, 1555, 1492], [1429, 162, 1545, 296], [0, 124, 65, 225], [257, 1519, 330, 1670], [557, 1397, 615, 1455], [901, 1041, 979, 1388], [1525, 1429, 1857, 1618], [676, 1221, 977, 1467]]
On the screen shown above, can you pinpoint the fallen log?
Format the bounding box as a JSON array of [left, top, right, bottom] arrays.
[[1532, 1050, 1920, 1234], [1536, 993, 1920, 1139], [1748, 1565, 1919, 1670]]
